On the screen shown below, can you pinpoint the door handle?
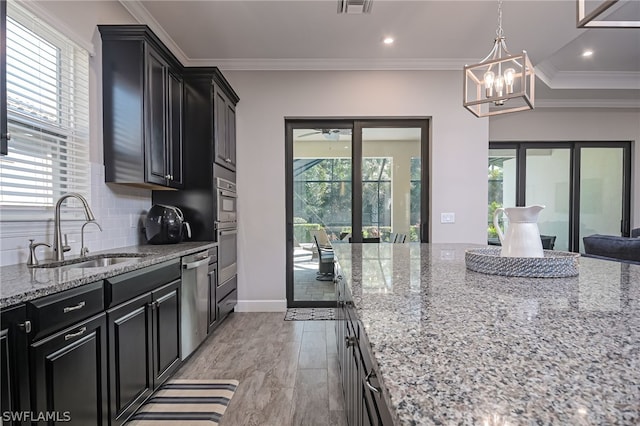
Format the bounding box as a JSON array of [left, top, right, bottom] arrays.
[[365, 370, 381, 394], [183, 257, 211, 270]]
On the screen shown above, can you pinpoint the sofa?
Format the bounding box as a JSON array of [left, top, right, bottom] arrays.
[[583, 230, 640, 265]]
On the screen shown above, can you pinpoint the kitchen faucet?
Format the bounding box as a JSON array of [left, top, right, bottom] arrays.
[[80, 220, 103, 257], [53, 193, 97, 261]]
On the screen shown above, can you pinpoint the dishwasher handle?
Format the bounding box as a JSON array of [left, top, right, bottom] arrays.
[[182, 256, 211, 270]]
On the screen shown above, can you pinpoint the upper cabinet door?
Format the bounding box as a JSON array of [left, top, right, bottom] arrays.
[[145, 48, 169, 186], [226, 102, 236, 170], [213, 85, 236, 172], [1, 0, 8, 156], [99, 25, 184, 190], [167, 71, 184, 188]]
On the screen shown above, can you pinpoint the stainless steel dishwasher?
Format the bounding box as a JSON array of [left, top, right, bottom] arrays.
[[181, 250, 211, 359]]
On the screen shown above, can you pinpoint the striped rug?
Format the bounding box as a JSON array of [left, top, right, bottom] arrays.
[[126, 379, 239, 425]]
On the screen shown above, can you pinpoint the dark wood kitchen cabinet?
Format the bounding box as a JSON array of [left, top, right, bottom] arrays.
[[106, 260, 181, 425], [99, 25, 183, 190], [1, 305, 31, 424], [152, 67, 239, 240], [30, 313, 108, 426], [1, 0, 8, 155], [27, 281, 108, 425], [213, 82, 237, 171], [336, 264, 393, 426]]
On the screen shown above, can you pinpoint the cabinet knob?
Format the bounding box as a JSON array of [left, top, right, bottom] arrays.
[[3, 132, 10, 141], [165, 174, 171, 179], [225, 158, 231, 163]]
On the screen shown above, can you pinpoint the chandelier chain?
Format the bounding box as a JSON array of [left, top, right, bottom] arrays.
[[496, 0, 504, 38]]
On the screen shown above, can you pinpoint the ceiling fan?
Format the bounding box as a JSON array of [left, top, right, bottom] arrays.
[[298, 129, 351, 140]]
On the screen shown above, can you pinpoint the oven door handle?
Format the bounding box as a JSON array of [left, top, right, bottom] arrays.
[[218, 189, 237, 198]]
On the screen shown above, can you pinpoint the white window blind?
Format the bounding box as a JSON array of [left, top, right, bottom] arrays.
[[0, 1, 90, 220]]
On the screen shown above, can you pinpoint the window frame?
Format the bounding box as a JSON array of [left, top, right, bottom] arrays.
[[1, 1, 91, 221]]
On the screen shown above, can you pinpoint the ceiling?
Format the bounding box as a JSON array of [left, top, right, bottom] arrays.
[[122, 0, 640, 107]]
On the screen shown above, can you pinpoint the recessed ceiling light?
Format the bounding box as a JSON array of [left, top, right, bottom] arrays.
[[383, 37, 394, 45], [582, 50, 594, 57]]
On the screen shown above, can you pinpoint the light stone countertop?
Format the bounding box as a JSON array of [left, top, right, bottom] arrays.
[[0, 242, 215, 308], [333, 242, 640, 426]]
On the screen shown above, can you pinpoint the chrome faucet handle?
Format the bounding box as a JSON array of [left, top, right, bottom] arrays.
[[80, 220, 103, 257], [27, 239, 51, 267]]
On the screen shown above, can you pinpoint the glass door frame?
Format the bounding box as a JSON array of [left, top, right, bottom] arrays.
[[489, 140, 632, 252], [285, 118, 430, 308]]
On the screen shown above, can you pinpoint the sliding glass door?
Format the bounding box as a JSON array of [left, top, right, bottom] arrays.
[[488, 141, 631, 253], [525, 147, 571, 251], [286, 119, 429, 307], [360, 125, 423, 242], [578, 146, 626, 252]]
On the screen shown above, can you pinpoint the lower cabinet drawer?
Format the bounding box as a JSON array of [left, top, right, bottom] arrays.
[[27, 281, 104, 341], [218, 289, 237, 319], [216, 274, 236, 303]]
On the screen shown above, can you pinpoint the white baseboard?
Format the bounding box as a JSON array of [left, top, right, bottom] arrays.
[[235, 299, 287, 312]]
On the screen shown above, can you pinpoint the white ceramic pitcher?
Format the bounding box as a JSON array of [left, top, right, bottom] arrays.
[[493, 205, 545, 257]]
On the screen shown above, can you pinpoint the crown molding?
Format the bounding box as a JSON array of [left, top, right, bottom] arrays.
[[535, 98, 640, 109], [535, 59, 639, 90], [185, 58, 471, 71], [118, 0, 190, 65], [548, 71, 640, 90]]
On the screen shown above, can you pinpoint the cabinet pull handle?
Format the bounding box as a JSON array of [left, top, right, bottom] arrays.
[[165, 174, 171, 179], [63, 301, 86, 313], [365, 370, 381, 394], [64, 326, 87, 341], [225, 158, 231, 163], [19, 321, 32, 334]]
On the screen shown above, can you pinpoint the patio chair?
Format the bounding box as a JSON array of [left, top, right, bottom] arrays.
[[312, 229, 334, 281], [540, 235, 556, 250]]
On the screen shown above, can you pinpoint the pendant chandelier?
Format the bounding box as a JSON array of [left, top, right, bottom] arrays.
[[463, 0, 535, 118]]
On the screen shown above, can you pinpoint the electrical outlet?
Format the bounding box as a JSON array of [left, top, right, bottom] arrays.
[[441, 212, 455, 224]]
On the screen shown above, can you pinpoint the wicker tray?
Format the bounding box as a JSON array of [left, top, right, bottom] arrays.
[[465, 248, 580, 278]]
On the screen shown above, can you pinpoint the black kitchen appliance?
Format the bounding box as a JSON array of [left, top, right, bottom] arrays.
[[145, 204, 191, 244]]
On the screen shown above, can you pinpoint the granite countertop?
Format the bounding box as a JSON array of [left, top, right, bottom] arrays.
[[0, 242, 215, 308], [333, 243, 640, 426]]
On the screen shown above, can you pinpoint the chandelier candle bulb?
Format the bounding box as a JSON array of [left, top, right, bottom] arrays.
[[484, 71, 495, 97]]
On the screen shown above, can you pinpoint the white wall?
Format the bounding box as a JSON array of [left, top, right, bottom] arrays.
[[224, 70, 489, 312], [490, 108, 640, 229], [0, 1, 149, 266]]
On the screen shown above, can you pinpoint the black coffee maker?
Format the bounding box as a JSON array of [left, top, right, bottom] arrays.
[[145, 204, 191, 244]]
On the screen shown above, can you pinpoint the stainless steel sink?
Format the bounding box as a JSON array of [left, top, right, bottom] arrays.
[[33, 253, 150, 270]]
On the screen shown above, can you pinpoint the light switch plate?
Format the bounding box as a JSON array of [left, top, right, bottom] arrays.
[[441, 212, 455, 223]]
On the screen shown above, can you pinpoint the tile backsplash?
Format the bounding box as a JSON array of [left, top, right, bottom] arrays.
[[0, 163, 152, 266]]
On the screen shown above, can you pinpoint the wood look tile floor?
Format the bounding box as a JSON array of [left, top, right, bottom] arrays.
[[173, 312, 347, 426]]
